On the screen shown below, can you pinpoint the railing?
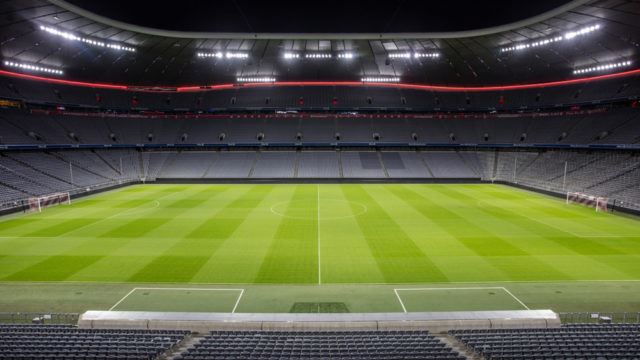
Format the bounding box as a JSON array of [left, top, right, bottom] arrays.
[[0, 312, 79, 324], [560, 312, 640, 324]]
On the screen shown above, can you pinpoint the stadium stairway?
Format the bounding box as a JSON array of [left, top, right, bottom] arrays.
[[435, 334, 481, 360], [376, 151, 390, 178], [164, 334, 206, 360]]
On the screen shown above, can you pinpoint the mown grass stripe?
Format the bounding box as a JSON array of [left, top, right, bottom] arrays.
[[0, 184, 638, 286], [4, 255, 105, 281], [457, 186, 640, 278], [343, 185, 448, 283], [128, 185, 273, 283], [254, 185, 317, 284], [393, 185, 572, 281], [404, 186, 529, 256]]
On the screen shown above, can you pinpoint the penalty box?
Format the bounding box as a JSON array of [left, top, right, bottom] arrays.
[[394, 287, 529, 312], [109, 287, 244, 313]]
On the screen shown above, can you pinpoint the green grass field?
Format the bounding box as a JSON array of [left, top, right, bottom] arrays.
[[0, 183, 639, 314]]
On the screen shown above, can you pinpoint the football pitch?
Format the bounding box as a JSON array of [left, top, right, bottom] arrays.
[[0, 183, 639, 314]]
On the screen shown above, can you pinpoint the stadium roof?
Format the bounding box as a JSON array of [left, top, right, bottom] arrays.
[[0, 0, 638, 87], [63, 0, 573, 34]]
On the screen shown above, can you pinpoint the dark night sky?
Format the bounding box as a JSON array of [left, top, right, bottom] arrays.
[[67, 0, 572, 33]]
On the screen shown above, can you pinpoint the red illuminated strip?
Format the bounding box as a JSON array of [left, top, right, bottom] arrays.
[[176, 84, 236, 92], [0, 70, 127, 90], [1, 68, 639, 93]]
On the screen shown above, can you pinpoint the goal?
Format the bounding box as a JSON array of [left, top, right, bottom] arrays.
[[566, 192, 608, 212], [27, 192, 71, 212]]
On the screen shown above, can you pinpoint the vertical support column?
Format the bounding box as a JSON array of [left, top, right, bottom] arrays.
[[562, 161, 568, 191], [513, 154, 517, 183]]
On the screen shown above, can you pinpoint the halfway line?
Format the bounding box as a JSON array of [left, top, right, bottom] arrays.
[[317, 184, 322, 285]]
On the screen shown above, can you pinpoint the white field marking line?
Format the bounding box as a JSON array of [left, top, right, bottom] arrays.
[[572, 235, 640, 238], [0, 200, 161, 240], [0, 236, 58, 239], [114, 200, 161, 217], [0, 186, 131, 224], [394, 287, 530, 311], [3, 278, 640, 286], [232, 289, 245, 313], [500, 287, 531, 310], [476, 198, 638, 238], [394, 289, 408, 313], [514, 208, 624, 239], [109, 287, 245, 312], [108, 288, 137, 311], [317, 184, 321, 285], [54, 200, 161, 238]]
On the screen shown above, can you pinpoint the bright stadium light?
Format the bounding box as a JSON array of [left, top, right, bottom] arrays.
[[40, 25, 135, 52], [283, 52, 300, 59], [413, 52, 440, 59], [338, 52, 355, 59], [225, 52, 249, 59], [305, 53, 332, 59], [361, 76, 400, 82], [197, 52, 249, 59], [236, 77, 276, 83], [3, 60, 63, 75], [501, 24, 600, 53], [197, 52, 224, 58], [388, 52, 412, 59], [564, 24, 600, 40], [573, 60, 632, 75]]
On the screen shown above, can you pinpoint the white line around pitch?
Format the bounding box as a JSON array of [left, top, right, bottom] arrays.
[[133, 287, 245, 291]]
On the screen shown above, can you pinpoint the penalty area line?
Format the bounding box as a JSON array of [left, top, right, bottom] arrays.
[[108, 288, 137, 311], [393, 289, 408, 313], [500, 286, 530, 310], [394, 286, 530, 312], [232, 289, 245, 314], [108, 287, 245, 312]]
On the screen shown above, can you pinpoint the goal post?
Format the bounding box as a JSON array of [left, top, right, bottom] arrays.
[[566, 192, 608, 212], [27, 192, 71, 213]]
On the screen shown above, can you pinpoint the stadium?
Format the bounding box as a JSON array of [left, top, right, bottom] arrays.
[[0, 0, 639, 358]]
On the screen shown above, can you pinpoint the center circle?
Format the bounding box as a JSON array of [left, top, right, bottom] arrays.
[[270, 199, 367, 220]]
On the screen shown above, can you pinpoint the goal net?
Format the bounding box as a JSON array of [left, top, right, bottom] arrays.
[[566, 192, 608, 212], [27, 192, 71, 212]]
